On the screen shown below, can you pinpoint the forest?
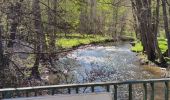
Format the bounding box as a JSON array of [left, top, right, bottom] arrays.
[[0, 0, 170, 90]]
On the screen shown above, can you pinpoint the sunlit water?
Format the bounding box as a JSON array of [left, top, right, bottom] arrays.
[[59, 43, 161, 100], [65, 43, 152, 82]]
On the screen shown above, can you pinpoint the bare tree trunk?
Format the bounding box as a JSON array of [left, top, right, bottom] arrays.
[[0, 22, 4, 87], [7, 2, 22, 47], [52, 0, 57, 48], [133, 0, 156, 61], [131, 0, 140, 39], [8, 22, 17, 47], [146, 0, 156, 61], [47, 0, 58, 68], [134, 0, 148, 53], [0, 18, 4, 70], [78, 0, 97, 34], [47, 0, 53, 49], [90, 0, 97, 34], [119, 14, 127, 36], [31, 54, 40, 78], [153, 0, 166, 65], [112, 1, 119, 40], [79, 0, 91, 34], [154, 0, 160, 37], [162, 0, 170, 57], [0, 14, 9, 88], [131, 0, 166, 65], [114, 6, 119, 40], [31, 0, 44, 78], [46, 0, 57, 53]]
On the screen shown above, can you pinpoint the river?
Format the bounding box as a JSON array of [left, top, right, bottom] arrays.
[[57, 42, 164, 100]]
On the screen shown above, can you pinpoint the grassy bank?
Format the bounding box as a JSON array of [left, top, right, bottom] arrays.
[[131, 38, 169, 77], [56, 34, 112, 48], [131, 37, 167, 53], [131, 37, 170, 65]]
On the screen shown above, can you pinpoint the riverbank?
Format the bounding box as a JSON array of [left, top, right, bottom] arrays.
[[130, 37, 170, 66], [56, 34, 134, 57], [131, 41, 170, 78], [57, 34, 110, 49], [131, 38, 167, 53], [56, 34, 134, 49]]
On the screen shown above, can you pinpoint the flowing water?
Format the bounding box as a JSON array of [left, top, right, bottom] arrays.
[[58, 42, 164, 100]]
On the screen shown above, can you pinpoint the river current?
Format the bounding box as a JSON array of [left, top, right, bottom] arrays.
[[58, 42, 163, 100]]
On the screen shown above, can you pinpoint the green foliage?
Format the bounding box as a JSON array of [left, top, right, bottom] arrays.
[[131, 41, 143, 52], [57, 33, 111, 48], [158, 37, 167, 53], [123, 31, 136, 38]]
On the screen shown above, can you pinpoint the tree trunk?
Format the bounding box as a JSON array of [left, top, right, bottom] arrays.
[[79, 0, 90, 34], [48, 0, 57, 53], [31, 54, 40, 79], [8, 23, 18, 47], [133, 0, 157, 61], [0, 20, 4, 70], [131, 0, 140, 39], [52, 0, 57, 50], [112, 0, 119, 40], [31, 0, 44, 78], [153, 0, 166, 65], [162, 0, 170, 57], [90, 0, 97, 34], [7, 2, 22, 47]]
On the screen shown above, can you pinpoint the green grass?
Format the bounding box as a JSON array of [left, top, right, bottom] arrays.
[[131, 41, 143, 52], [131, 37, 168, 53], [56, 33, 111, 48]]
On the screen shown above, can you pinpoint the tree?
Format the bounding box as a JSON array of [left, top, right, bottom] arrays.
[[153, 0, 166, 65], [130, 0, 167, 66], [0, 13, 4, 71], [7, 1, 22, 48], [162, 0, 170, 57], [47, 0, 57, 53], [31, 0, 44, 78]]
